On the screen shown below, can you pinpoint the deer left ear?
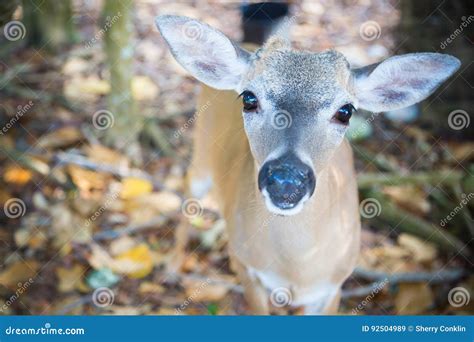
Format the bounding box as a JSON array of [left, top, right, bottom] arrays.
[[155, 15, 250, 90], [352, 53, 460, 113]]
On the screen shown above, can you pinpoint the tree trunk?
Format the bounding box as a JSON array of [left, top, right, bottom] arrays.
[[103, 0, 141, 163], [22, 0, 77, 50]]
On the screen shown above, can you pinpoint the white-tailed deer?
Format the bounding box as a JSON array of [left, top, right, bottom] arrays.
[[155, 15, 460, 314]]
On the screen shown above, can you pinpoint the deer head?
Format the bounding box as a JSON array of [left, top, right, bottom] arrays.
[[156, 15, 460, 216]]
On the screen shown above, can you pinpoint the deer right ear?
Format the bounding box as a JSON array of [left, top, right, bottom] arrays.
[[351, 53, 460, 113], [155, 15, 250, 90]]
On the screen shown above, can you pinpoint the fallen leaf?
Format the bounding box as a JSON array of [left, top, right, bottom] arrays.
[[183, 279, 228, 302], [395, 283, 433, 314], [398, 233, 437, 263], [0, 260, 39, 288], [139, 282, 165, 295], [56, 264, 86, 292], [120, 178, 153, 199], [383, 185, 430, 215], [4, 166, 32, 185], [132, 75, 159, 101], [68, 165, 108, 197], [113, 244, 154, 279], [37, 126, 83, 149]]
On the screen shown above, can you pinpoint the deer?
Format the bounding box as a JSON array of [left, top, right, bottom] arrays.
[[155, 15, 460, 314]]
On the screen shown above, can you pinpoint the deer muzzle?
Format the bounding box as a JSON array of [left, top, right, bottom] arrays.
[[258, 152, 316, 213]]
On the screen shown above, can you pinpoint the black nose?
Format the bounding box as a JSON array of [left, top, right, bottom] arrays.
[[258, 153, 316, 210]]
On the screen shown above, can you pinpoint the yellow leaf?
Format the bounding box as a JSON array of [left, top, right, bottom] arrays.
[[76, 76, 110, 95], [139, 282, 165, 295], [113, 244, 154, 279], [120, 177, 153, 199], [132, 76, 159, 101], [0, 260, 39, 288], [398, 233, 437, 263], [4, 166, 32, 185], [56, 264, 86, 292], [395, 283, 433, 314]]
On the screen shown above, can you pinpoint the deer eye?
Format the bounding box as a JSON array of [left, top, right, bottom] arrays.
[[334, 104, 355, 124], [241, 91, 258, 111]]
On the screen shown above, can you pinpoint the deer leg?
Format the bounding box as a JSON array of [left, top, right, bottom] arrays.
[[303, 289, 341, 315], [232, 258, 269, 315]]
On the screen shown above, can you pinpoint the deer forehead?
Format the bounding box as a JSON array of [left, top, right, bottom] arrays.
[[245, 47, 352, 110]]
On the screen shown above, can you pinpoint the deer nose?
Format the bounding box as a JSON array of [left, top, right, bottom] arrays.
[[258, 153, 316, 211]]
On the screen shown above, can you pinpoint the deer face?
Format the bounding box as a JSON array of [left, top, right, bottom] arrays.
[[156, 15, 460, 216]]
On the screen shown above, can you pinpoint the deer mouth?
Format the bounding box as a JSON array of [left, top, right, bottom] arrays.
[[258, 152, 316, 216]]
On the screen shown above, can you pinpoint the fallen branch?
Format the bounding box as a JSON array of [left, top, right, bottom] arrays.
[[54, 151, 183, 199], [366, 190, 470, 259], [93, 217, 169, 241], [357, 170, 463, 189], [352, 266, 466, 285]]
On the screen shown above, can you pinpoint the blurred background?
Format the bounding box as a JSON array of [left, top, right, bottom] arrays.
[[0, 0, 472, 315]]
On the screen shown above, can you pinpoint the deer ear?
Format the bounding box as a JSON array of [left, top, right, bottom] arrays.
[[352, 53, 460, 113], [155, 15, 250, 90]]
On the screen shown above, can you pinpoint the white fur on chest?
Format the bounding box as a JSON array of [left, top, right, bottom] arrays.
[[247, 266, 339, 311]]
